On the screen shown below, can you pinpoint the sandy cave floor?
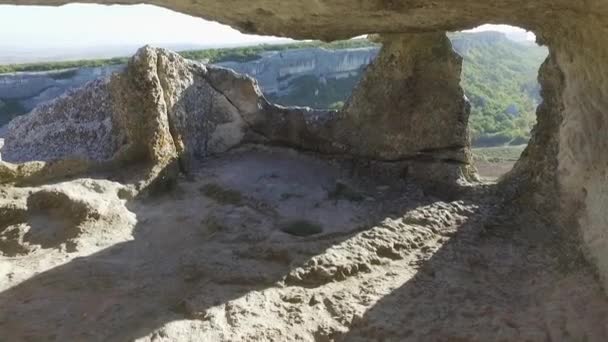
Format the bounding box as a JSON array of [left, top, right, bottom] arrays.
[[0, 146, 607, 341]]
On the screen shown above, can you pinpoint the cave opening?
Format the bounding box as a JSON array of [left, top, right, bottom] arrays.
[[453, 25, 548, 181], [1, 2, 608, 340]]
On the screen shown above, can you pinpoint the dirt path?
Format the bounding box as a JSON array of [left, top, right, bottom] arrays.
[[474, 160, 516, 181], [0, 147, 606, 341]]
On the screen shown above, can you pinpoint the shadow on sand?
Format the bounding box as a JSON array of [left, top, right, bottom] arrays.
[[2, 156, 605, 341], [335, 200, 608, 341], [0, 166, 440, 340]]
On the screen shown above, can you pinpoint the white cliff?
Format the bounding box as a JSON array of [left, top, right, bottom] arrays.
[[218, 47, 379, 96]]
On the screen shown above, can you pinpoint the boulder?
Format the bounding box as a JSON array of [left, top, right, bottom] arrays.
[[2, 79, 119, 163]]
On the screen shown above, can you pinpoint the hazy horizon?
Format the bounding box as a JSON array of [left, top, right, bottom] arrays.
[[0, 4, 536, 63]]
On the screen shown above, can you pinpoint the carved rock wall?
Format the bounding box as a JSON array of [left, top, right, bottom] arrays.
[[511, 18, 608, 288], [1, 0, 607, 290], [548, 21, 608, 289]]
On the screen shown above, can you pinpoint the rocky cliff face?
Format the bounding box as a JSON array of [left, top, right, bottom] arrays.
[[0, 66, 123, 101], [218, 47, 378, 97], [0, 0, 607, 336]]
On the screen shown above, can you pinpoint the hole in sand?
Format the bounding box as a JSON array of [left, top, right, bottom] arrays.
[[23, 191, 86, 249], [280, 219, 324, 237]]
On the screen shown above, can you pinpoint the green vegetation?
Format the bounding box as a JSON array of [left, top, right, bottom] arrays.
[[0, 39, 377, 74], [181, 38, 377, 63], [450, 32, 548, 146], [0, 57, 127, 74], [199, 183, 243, 206]]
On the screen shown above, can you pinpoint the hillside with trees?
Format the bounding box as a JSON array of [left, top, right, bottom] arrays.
[[264, 32, 547, 147], [450, 32, 548, 146]]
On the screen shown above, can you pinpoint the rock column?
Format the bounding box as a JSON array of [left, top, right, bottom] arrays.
[[329, 33, 475, 184]]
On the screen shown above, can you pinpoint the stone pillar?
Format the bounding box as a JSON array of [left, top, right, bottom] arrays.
[[328, 32, 475, 184]]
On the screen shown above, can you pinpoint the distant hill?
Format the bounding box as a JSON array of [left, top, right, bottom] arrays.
[[0, 39, 377, 74], [450, 31, 548, 146]]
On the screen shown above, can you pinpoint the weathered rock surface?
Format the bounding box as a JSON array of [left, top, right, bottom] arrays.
[[0, 47, 264, 187], [2, 0, 597, 290], [2, 78, 120, 163], [4, 0, 600, 42], [325, 33, 474, 183], [0, 179, 135, 256], [1, 1, 608, 337], [0, 65, 124, 117], [0, 148, 606, 341]]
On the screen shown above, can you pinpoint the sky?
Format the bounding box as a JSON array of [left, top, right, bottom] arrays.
[[0, 4, 536, 62], [465, 24, 536, 41], [0, 4, 290, 49]]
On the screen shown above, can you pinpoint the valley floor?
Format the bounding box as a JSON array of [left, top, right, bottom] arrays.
[[0, 146, 606, 341], [472, 145, 526, 181]]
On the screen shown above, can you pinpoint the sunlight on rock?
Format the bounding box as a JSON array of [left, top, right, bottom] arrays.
[[0, 1, 607, 340]]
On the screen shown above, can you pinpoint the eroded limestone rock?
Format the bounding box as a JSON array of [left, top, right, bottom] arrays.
[[39, 0, 596, 290], [0, 0, 606, 290], [0, 179, 135, 256], [2, 0, 601, 43], [204, 34, 476, 185], [509, 53, 563, 216], [326, 33, 474, 183]]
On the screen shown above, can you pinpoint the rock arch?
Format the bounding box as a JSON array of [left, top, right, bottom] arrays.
[[1, 1, 607, 291]]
